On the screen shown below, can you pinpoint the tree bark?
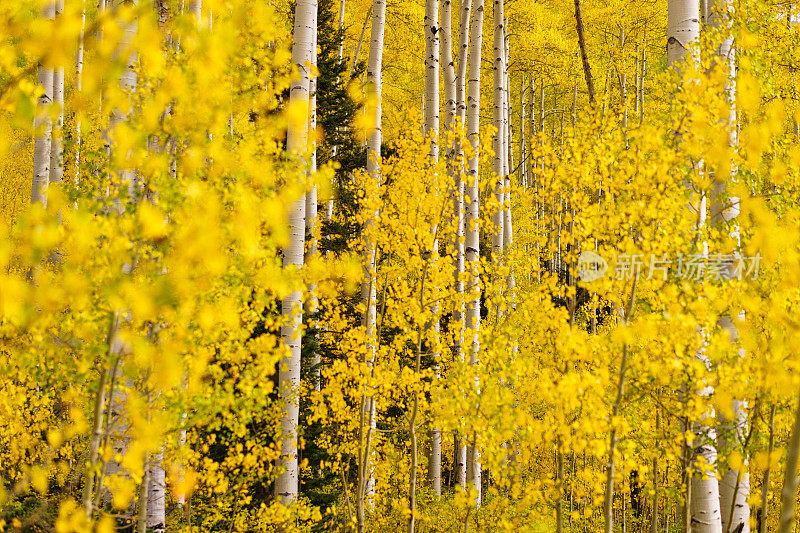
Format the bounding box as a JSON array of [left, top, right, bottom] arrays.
[[306, 6, 321, 393], [275, 0, 316, 506], [146, 452, 165, 532], [573, 0, 595, 104], [491, 0, 505, 262], [74, 0, 86, 184], [603, 279, 636, 533], [759, 405, 775, 533], [706, 1, 748, 529], [423, 0, 442, 498], [651, 408, 660, 533], [667, 0, 700, 66], [464, 0, 484, 507], [778, 394, 800, 533], [356, 0, 386, 525], [31, 1, 55, 205], [48, 0, 64, 193], [453, 0, 471, 490]]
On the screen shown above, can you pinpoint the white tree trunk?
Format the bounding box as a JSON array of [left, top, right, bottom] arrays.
[[667, 0, 700, 66], [423, 0, 442, 498], [519, 77, 526, 188], [689, 437, 723, 533], [103, 0, 139, 209], [667, 2, 720, 531], [453, 0, 471, 490], [361, 0, 386, 508], [778, 394, 800, 533], [707, 1, 748, 530], [146, 452, 165, 532], [306, 7, 320, 393], [503, 25, 512, 258], [275, 0, 316, 506], [618, 24, 627, 131], [74, 0, 85, 184], [48, 0, 65, 192], [31, 1, 55, 206], [464, 0, 484, 507], [491, 0, 505, 261], [640, 30, 646, 124]]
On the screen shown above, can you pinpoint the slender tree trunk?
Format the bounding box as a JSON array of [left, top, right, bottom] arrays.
[[454, 0, 472, 490], [639, 30, 646, 124], [618, 23, 627, 131], [423, 0, 442, 498], [337, 0, 346, 60], [276, 0, 316, 506], [707, 1, 748, 530], [491, 0, 505, 263], [137, 454, 150, 533], [778, 394, 800, 533], [574, 0, 595, 104], [146, 451, 165, 533], [519, 77, 526, 188], [306, 7, 321, 393], [356, 1, 386, 527], [759, 405, 775, 533], [464, 0, 484, 507], [556, 444, 564, 533], [651, 408, 660, 533], [48, 0, 65, 194], [667, 3, 720, 531], [502, 25, 514, 300], [350, 8, 373, 78], [603, 280, 637, 533], [31, 1, 55, 205], [667, 0, 700, 66], [74, 0, 86, 184], [634, 43, 640, 119], [82, 314, 119, 518]]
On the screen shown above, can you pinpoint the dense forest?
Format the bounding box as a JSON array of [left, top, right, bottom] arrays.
[[1, 0, 800, 531]]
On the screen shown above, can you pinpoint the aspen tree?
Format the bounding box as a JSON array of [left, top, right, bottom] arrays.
[[602, 280, 637, 533], [453, 0, 472, 489], [306, 8, 320, 393], [350, 8, 372, 78], [574, 0, 594, 104], [101, 4, 139, 519], [423, 0, 442, 498], [276, 0, 316, 506], [31, 1, 55, 205], [618, 23, 627, 131], [639, 30, 646, 124], [491, 0, 505, 262], [357, 0, 386, 526], [74, 0, 85, 184], [502, 22, 512, 258], [706, 0, 749, 523], [778, 395, 800, 533], [667, 0, 700, 65], [668, 0, 722, 530], [337, 0, 345, 60], [519, 78, 526, 189], [465, 0, 484, 506], [760, 405, 775, 533], [145, 451, 165, 533], [48, 0, 64, 193]]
